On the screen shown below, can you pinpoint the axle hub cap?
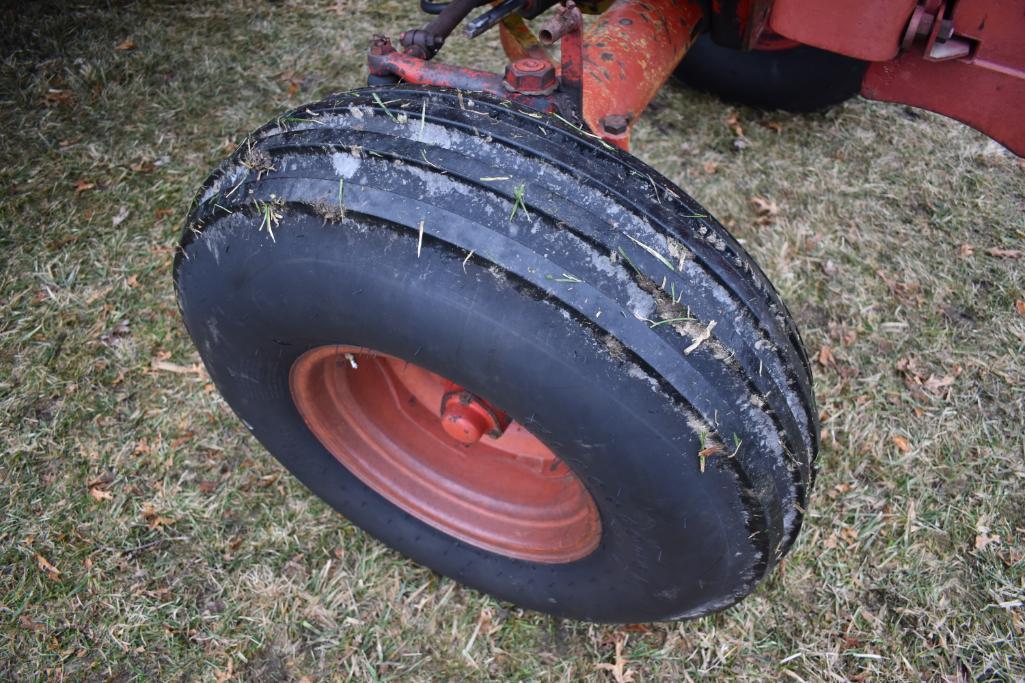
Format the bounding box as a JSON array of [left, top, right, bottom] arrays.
[[289, 345, 601, 563]]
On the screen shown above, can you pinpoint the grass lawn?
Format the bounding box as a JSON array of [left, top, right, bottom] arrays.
[[1, 1, 1023, 679]]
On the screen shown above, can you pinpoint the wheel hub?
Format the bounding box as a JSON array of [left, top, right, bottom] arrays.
[[289, 345, 601, 563], [439, 390, 505, 444]]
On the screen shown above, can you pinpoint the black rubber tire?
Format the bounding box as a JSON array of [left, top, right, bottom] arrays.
[[174, 85, 817, 622], [674, 34, 868, 112]]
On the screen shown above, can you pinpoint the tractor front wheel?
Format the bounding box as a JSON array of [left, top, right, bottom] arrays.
[[174, 86, 817, 622]]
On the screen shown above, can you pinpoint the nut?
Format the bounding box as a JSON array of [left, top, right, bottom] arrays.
[[369, 34, 395, 56], [601, 114, 629, 136], [503, 58, 558, 96]]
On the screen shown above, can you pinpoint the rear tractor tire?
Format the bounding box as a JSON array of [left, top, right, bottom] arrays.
[[174, 85, 817, 622]]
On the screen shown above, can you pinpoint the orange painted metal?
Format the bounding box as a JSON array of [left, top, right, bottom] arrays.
[[540, 1, 584, 104], [289, 345, 602, 563], [581, 0, 703, 147], [499, 13, 553, 63], [769, 0, 917, 62], [368, 35, 560, 111], [861, 0, 1025, 157], [439, 390, 507, 444], [371, 0, 705, 149]]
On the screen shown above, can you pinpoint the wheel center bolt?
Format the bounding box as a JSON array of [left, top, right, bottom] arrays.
[[440, 391, 504, 445], [441, 404, 490, 444]]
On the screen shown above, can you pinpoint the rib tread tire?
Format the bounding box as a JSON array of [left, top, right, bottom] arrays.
[[175, 85, 818, 621]]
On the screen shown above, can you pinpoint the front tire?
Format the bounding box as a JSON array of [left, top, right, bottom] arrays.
[[174, 86, 817, 622]]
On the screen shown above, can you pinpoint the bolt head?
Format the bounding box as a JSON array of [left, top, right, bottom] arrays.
[[601, 114, 629, 135], [369, 34, 395, 56], [503, 58, 558, 96]]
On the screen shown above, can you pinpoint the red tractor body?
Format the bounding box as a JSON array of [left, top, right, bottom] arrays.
[[369, 0, 1025, 155]]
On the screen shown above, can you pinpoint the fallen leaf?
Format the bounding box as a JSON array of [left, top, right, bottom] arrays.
[[877, 270, 922, 305], [130, 160, 155, 173], [257, 474, 280, 488], [702, 160, 719, 175], [986, 247, 1023, 259], [828, 322, 857, 348], [839, 527, 859, 546], [151, 359, 206, 378], [99, 319, 130, 347], [73, 180, 96, 195], [595, 636, 636, 683], [278, 69, 304, 97], [750, 196, 780, 225], [43, 89, 74, 107], [697, 439, 725, 473], [724, 111, 744, 137], [19, 615, 44, 632], [762, 120, 783, 133], [1015, 300, 1025, 316], [154, 207, 175, 220], [214, 657, 234, 683], [817, 345, 836, 368], [892, 435, 911, 453], [683, 320, 716, 355], [698, 444, 724, 458], [115, 37, 137, 51], [88, 472, 114, 488], [141, 502, 174, 529], [149, 516, 174, 529], [197, 480, 220, 494], [36, 554, 61, 580], [170, 431, 194, 449], [974, 531, 1000, 551], [923, 374, 956, 395], [958, 243, 975, 258], [88, 487, 113, 502]]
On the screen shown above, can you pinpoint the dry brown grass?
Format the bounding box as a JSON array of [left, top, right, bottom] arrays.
[[1, 0, 1023, 680]]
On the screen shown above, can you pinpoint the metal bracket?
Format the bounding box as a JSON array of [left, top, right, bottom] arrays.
[[902, 0, 974, 61]]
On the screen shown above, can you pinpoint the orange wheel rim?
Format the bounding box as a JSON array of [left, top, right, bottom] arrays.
[[289, 345, 602, 563]]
